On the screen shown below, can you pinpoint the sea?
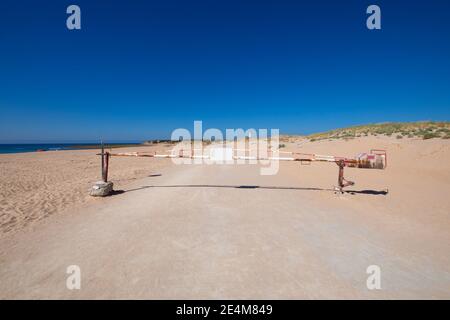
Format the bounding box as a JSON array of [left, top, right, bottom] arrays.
[[0, 143, 141, 154]]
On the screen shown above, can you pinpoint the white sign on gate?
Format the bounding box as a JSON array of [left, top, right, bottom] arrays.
[[210, 147, 234, 163]]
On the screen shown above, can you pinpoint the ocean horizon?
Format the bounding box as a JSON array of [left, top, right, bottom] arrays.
[[0, 143, 142, 154]]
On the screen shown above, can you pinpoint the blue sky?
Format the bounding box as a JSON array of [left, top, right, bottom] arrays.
[[0, 0, 449, 142]]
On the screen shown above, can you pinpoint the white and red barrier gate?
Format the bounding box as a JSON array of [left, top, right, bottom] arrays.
[[98, 145, 387, 193]]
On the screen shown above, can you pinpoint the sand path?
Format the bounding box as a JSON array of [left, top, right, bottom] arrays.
[[0, 160, 449, 299]]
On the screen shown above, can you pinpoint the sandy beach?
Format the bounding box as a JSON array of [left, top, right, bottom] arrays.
[[2, 0, 450, 305], [0, 145, 173, 236], [0, 136, 449, 298]]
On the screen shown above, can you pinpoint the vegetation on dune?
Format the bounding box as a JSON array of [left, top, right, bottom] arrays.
[[142, 122, 450, 146], [306, 121, 450, 141]]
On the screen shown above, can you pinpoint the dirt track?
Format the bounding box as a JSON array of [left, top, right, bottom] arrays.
[[1, 154, 449, 299]]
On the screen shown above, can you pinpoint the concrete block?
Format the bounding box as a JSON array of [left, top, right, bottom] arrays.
[[90, 181, 113, 197]]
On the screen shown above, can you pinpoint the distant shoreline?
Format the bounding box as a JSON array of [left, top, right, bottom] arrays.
[[0, 143, 144, 154]]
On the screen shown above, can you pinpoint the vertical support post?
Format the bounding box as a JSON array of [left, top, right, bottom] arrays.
[[104, 152, 110, 183], [100, 142, 110, 183], [337, 161, 345, 192], [91, 141, 113, 197], [101, 142, 105, 182], [336, 160, 354, 193]]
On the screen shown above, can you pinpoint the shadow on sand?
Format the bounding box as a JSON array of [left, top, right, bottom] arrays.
[[111, 185, 388, 196], [345, 189, 389, 195]]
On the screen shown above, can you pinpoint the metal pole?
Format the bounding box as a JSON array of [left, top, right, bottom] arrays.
[[336, 160, 354, 192], [104, 152, 109, 183], [337, 160, 345, 192], [101, 142, 105, 182]]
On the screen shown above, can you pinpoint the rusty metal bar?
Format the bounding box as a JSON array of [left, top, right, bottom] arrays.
[[104, 150, 384, 167], [101, 143, 105, 182]]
